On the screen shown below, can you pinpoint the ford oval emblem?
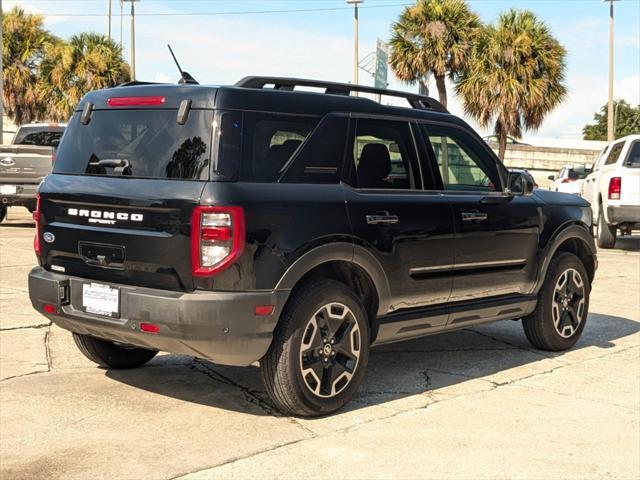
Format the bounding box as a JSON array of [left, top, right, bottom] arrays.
[[43, 232, 55, 244]]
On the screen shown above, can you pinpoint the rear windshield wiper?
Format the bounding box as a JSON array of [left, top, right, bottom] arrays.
[[95, 158, 131, 175]]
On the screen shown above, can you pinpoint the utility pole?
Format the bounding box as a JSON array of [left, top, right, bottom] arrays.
[[107, 0, 112, 41], [605, 0, 620, 142], [123, 0, 139, 80], [346, 0, 363, 93], [120, 0, 124, 46]]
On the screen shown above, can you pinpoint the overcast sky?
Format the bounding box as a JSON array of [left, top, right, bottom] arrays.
[[7, 0, 640, 140]]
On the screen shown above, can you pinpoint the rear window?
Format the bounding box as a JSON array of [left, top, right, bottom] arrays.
[[567, 168, 590, 180], [13, 127, 64, 147], [624, 141, 640, 168], [53, 109, 213, 180]]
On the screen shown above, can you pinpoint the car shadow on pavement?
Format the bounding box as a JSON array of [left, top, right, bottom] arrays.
[[105, 311, 639, 416]]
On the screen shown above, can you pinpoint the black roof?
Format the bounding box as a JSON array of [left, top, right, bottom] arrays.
[[76, 76, 462, 126]]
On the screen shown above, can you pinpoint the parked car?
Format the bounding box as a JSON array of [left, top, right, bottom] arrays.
[[581, 134, 640, 248], [28, 77, 597, 416], [548, 164, 592, 195], [482, 135, 529, 146], [0, 123, 66, 222]]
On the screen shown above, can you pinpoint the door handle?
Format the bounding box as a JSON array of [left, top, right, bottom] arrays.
[[461, 210, 488, 222], [366, 211, 399, 225]]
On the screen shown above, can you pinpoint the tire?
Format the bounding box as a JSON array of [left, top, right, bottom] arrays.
[[523, 252, 590, 351], [72, 333, 158, 369], [596, 208, 616, 248], [260, 279, 370, 417], [0, 205, 6, 223]]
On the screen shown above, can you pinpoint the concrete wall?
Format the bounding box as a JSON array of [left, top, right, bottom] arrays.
[[487, 142, 601, 188]]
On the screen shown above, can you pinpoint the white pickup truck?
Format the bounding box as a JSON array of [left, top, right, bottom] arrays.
[[581, 134, 640, 248], [0, 123, 66, 222]]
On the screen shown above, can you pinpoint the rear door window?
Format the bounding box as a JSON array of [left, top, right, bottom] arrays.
[[53, 109, 213, 180], [346, 118, 420, 190]]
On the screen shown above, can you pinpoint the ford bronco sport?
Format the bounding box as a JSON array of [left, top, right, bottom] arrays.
[[28, 77, 597, 416]]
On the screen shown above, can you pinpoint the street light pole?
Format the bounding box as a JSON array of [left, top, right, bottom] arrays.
[[123, 0, 139, 81], [346, 0, 363, 92], [605, 0, 620, 142], [107, 0, 112, 41]]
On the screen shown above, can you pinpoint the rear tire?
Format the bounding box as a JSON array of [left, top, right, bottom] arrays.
[[72, 333, 158, 369], [261, 279, 370, 417], [523, 252, 590, 351], [0, 205, 6, 223], [596, 208, 616, 249]]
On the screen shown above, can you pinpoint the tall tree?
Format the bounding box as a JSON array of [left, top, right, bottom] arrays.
[[41, 33, 131, 121], [2, 7, 58, 124], [583, 100, 640, 140], [456, 10, 567, 160], [389, 0, 481, 108]]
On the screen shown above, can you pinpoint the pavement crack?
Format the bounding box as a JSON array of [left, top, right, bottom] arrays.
[[0, 322, 52, 331], [44, 325, 53, 371], [464, 327, 567, 363], [0, 369, 49, 383], [170, 437, 311, 480], [188, 359, 276, 416]]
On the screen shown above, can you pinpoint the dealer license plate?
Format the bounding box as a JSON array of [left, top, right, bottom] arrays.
[[82, 283, 120, 318], [0, 185, 17, 195]]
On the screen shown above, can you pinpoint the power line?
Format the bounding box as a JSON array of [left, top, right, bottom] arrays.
[[4, 2, 414, 17]]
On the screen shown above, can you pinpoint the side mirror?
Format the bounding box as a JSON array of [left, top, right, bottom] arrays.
[[508, 171, 535, 196], [547, 174, 555, 181]]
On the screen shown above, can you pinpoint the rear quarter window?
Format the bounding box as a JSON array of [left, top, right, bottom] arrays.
[[239, 112, 319, 182]]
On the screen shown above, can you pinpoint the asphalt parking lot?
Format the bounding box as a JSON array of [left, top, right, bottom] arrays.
[[1, 206, 639, 480]]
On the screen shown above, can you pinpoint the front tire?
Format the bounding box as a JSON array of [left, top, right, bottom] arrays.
[[261, 279, 370, 417], [0, 205, 6, 223], [73, 333, 158, 369], [596, 208, 616, 248], [523, 252, 590, 351]]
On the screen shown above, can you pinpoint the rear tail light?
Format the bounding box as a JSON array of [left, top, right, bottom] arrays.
[[33, 193, 41, 256], [191, 206, 245, 277], [608, 177, 621, 200], [561, 178, 575, 183]]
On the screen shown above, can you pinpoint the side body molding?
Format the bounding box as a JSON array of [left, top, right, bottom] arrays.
[[533, 222, 597, 295], [275, 242, 392, 316]]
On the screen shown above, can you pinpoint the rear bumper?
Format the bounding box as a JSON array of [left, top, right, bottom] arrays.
[[1, 183, 38, 209], [607, 205, 640, 227], [28, 267, 290, 366]]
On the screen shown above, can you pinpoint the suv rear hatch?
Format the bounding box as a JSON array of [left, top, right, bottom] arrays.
[[37, 86, 216, 292]]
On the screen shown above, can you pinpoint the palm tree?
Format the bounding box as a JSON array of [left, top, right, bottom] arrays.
[[389, 0, 481, 108], [2, 7, 58, 124], [41, 33, 131, 121], [456, 10, 567, 160]]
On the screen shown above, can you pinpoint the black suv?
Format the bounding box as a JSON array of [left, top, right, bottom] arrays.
[[28, 77, 597, 416]]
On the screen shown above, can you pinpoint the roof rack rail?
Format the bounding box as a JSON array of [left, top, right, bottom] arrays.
[[234, 76, 448, 113]]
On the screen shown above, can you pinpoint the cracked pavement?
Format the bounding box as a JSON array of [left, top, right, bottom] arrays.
[[1, 207, 639, 480]]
